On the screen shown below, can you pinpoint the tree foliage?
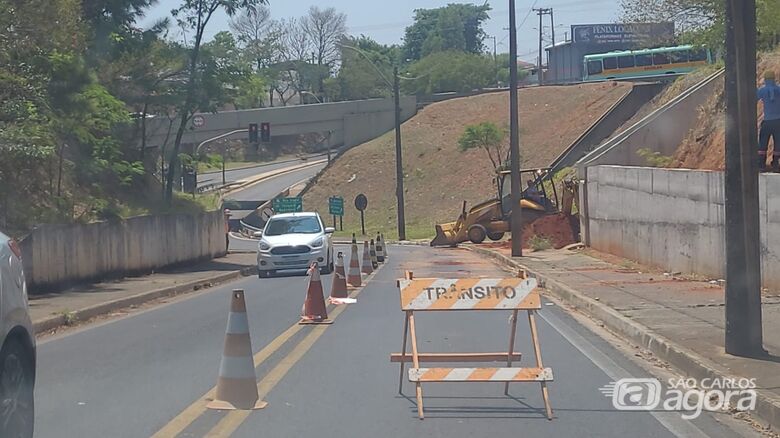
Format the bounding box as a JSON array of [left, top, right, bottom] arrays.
[[458, 122, 508, 172], [404, 51, 495, 95], [403, 4, 490, 61]]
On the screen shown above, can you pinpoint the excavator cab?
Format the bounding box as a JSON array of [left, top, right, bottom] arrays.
[[431, 168, 557, 247]]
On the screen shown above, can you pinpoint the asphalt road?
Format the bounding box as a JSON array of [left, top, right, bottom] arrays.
[[34, 246, 754, 438], [227, 162, 325, 202], [197, 154, 327, 189]]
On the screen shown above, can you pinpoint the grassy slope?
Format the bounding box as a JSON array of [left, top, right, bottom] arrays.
[[304, 83, 632, 239]]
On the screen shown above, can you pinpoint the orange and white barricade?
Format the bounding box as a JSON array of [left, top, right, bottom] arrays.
[[392, 272, 553, 420]]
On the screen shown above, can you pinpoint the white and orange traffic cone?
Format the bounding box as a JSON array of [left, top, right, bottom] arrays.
[[347, 240, 362, 288], [208, 290, 267, 410], [361, 240, 373, 275], [370, 239, 378, 269], [376, 232, 385, 263], [329, 252, 355, 304], [300, 263, 332, 324]]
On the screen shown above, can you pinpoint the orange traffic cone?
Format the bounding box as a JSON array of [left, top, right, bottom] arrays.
[[347, 240, 362, 287], [300, 263, 332, 325], [361, 240, 373, 275], [370, 239, 378, 269], [208, 290, 267, 410], [376, 232, 385, 263], [329, 252, 355, 305]]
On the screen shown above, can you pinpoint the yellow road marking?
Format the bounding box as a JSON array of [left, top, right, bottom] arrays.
[[203, 273, 376, 437], [150, 323, 303, 438], [150, 267, 381, 438]]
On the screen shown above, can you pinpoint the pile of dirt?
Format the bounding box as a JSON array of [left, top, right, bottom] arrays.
[[303, 82, 632, 239], [524, 213, 578, 249], [671, 50, 780, 170]]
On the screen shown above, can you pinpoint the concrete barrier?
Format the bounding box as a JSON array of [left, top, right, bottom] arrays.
[[20, 211, 226, 293], [583, 165, 780, 288]]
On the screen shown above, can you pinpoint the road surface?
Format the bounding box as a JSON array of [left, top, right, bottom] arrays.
[[34, 246, 753, 438], [197, 154, 327, 190]]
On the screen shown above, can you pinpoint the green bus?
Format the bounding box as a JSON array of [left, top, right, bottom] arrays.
[[583, 45, 713, 82]]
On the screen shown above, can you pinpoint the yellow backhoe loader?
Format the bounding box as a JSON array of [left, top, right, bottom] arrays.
[[431, 168, 576, 247]]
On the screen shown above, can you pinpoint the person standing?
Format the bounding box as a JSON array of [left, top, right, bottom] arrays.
[[758, 70, 780, 171], [223, 209, 232, 253]]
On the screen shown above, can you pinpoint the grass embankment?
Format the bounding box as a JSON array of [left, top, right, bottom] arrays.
[[304, 83, 632, 240]]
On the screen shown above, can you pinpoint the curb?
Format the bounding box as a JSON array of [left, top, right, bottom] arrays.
[[33, 266, 258, 335], [465, 245, 780, 430]]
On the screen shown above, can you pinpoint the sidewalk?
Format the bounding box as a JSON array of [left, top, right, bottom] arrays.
[[30, 252, 257, 334], [468, 244, 780, 430]]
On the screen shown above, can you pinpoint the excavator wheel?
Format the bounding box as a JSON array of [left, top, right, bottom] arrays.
[[487, 231, 505, 241], [467, 225, 487, 244]]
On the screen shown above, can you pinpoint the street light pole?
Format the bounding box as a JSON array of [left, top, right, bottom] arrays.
[[509, 0, 522, 257], [394, 66, 407, 241], [724, 0, 763, 356]]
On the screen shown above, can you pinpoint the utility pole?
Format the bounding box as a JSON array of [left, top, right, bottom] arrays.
[[509, 0, 522, 257], [724, 0, 763, 357], [394, 66, 407, 241], [550, 8, 555, 46], [490, 36, 499, 87], [533, 8, 553, 85]]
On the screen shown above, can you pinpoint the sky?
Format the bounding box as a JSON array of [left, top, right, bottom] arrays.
[[140, 0, 622, 62]]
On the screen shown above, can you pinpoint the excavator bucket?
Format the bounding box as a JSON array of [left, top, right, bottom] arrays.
[[431, 222, 459, 247]]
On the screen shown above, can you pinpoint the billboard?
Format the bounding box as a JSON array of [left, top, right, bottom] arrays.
[[572, 23, 675, 47]]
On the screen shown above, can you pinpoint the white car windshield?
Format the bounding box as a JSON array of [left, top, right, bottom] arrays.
[[264, 217, 321, 236]]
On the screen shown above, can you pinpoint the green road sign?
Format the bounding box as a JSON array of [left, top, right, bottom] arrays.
[[329, 196, 344, 216], [272, 197, 303, 213]]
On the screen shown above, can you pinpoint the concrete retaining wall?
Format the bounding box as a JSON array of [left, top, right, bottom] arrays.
[[20, 211, 227, 292], [584, 165, 780, 288], [551, 82, 664, 172], [576, 69, 724, 173]]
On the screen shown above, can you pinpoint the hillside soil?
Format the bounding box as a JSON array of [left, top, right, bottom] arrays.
[[304, 82, 632, 239]]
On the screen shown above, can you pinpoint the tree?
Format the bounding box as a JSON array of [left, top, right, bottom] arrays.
[[403, 4, 490, 62], [404, 51, 495, 94], [300, 6, 347, 67], [458, 122, 508, 196], [335, 36, 397, 101], [164, 0, 267, 204]]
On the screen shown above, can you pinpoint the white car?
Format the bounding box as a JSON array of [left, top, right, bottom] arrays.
[[0, 231, 35, 437], [256, 212, 335, 278]]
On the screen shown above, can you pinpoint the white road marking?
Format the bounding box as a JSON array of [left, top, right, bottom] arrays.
[[538, 308, 711, 438]]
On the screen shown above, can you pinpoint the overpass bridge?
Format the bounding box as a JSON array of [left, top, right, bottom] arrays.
[[143, 97, 417, 150]]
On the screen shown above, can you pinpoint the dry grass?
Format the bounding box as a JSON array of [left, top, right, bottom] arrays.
[[303, 83, 632, 239]]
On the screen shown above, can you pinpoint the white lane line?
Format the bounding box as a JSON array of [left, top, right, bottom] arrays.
[[538, 308, 710, 438]]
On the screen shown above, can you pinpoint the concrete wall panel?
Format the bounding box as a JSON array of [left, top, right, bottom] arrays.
[[20, 211, 226, 292]]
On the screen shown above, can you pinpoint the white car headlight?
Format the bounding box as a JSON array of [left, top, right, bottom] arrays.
[[311, 238, 323, 248], [259, 241, 271, 251]]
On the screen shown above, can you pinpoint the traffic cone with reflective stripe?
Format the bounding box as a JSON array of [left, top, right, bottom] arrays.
[[300, 263, 332, 325], [330, 252, 348, 299], [381, 233, 388, 258], [370, 239, 378, 269], [347, 241, 362, 287], [361, 241, 373, 275], [208, 290, 267, 410], [376, 233, 385, 263], [329, 252, 355, 304], [351, 233, 357, 244]]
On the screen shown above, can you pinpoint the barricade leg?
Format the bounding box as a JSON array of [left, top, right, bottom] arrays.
[[504, 309, 519, 395], [528, 310, 553, 420], [409, 311, 424, 420], [399, 311, 410, 394]]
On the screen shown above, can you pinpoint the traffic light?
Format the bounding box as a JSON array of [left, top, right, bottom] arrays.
[[248, 123, 259, 143], [260, 122, 271, 143]]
